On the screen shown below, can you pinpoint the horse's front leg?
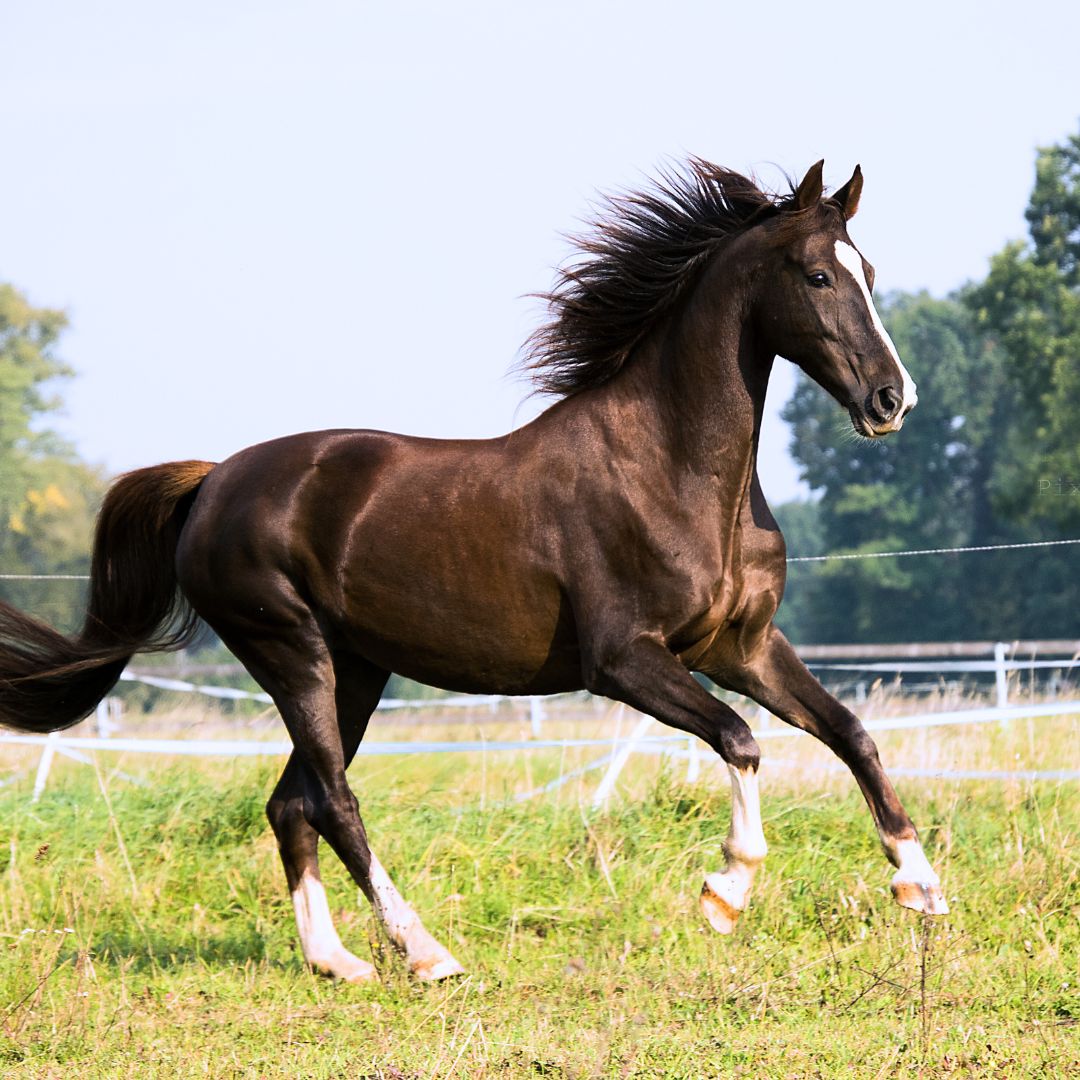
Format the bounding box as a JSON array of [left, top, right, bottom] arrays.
[[585, 634, 768, 933], [717, 625, 948, 916]]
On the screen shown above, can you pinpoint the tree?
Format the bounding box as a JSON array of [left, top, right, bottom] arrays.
[[0, 284, 104, 631], [1026, 132, 1080, 287], [964, 136, 1080, 534]]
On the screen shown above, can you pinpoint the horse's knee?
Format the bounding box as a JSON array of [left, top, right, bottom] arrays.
[[719, 723, 760, 772], [267, 790, 303, 839], [838, 724, 882, 771], [304, 782, 353, 830]]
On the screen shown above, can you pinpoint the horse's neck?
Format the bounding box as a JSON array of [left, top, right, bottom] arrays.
[[616, 273, 773, 507]]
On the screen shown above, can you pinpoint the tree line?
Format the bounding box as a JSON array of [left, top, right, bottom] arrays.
[[2, 129, 1079, 646]]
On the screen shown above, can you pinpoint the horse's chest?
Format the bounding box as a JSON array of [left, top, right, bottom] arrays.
[[672, 536, 784, 664]]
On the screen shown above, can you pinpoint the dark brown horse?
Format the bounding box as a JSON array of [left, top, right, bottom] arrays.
[[0, 159, 945, 983]]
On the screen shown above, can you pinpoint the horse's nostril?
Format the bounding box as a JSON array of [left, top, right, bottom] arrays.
[[871, 386, 902, 422]]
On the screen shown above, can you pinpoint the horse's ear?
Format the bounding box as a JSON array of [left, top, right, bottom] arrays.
[[832, 164, 863, 220], [794, 159, 825, 210]]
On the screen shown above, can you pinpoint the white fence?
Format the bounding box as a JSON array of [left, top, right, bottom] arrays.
[[3, 688, 1078, 805], [1, 640, 1078, 802]]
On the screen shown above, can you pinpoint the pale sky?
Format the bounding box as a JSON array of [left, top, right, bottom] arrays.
[[4, 0, 1079, 503]]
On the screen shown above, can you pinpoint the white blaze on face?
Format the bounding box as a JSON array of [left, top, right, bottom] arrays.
[[834, 240, 918, 420]]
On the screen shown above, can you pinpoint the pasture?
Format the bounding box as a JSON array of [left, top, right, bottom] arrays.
[[1, 698, 1077, 1078]]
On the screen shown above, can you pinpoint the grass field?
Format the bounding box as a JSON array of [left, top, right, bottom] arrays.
[[0, 702, 1077, 1078]]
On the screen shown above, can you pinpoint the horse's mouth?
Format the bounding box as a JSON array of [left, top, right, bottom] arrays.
[[847, 406, 895, 440]]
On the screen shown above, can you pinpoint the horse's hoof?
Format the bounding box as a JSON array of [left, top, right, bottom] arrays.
[[411, 953, 466, 982], [700, 874, 744, 935], [891, 878, 950, 916], [312, 952, 379, 984], [340, 960, 380, 984]]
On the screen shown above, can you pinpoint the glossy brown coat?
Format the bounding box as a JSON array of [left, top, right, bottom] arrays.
[[0, 159, 947, 973]]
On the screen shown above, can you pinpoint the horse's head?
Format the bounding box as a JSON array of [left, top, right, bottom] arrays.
[[755, 161, 916, 438]]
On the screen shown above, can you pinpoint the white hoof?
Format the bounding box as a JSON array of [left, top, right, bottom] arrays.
[[891, 875, 950, 916], [700, 873, 745, 935], [889, 839, 949, 916], [411, 950, 466, 982], [311, 950, 379, 984]]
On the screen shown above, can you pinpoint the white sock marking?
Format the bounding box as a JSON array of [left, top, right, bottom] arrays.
[[368, 851, 422, 944], [699, 764, 768, 933], [367, 850, 463, 977], [891, 837, 940, 886], [291, 872, 352, 967], [725, 764, 768, 873], [834, 240, 918, 417], [702, 765, 768, 930]]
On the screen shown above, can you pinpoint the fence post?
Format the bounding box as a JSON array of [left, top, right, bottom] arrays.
[[96, 698, 115, 738], [685, 736, 700, 783], [31, 731, 60, 803], [592, 712, 653, 811], [994, 641, 1009, 709], [529, 696, 545, 737]]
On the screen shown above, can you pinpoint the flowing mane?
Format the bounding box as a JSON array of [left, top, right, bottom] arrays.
[[525, 159, 798, 397]]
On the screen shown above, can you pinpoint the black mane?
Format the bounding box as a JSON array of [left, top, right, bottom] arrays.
[[525, 159, 797, 397]]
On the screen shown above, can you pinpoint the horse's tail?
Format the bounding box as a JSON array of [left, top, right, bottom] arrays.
[[0, 460, 216, 733]]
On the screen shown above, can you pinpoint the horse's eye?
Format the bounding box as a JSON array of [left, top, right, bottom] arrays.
[[807, 271, 830, 289]]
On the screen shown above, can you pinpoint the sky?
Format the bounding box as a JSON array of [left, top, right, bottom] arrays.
[[3, 0, 1079, 504]]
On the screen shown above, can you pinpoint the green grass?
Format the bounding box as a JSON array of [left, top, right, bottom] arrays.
[[0, 715, 1078, 1078]]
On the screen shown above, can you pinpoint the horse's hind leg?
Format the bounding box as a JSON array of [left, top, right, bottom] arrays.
[[262, 644, 461, 982], [331, 656, 463, 981], [265, 656, 387, 982], [268, 753, 378, 983]]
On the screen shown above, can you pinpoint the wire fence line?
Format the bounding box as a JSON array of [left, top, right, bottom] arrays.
[[3, 535, 1079, 580], [785, 537, 1080, 563]]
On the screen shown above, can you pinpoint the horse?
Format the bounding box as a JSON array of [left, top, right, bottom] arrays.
[[0, 158, 946, 983]]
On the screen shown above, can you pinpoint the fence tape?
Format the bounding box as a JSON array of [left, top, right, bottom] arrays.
[[118, 672, 554, 712], [761, 758, 1080, 782], [0, 732, 687, 757], [1, 699, 1075, 760], [810, 659, 1078, 673]]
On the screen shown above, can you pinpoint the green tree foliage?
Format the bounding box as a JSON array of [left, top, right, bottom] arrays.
[[976, 136, 1080, 532], [0, 284, 104, 631], [777, 127, 1080, 643], [1025, 131, 1080, 286], [965, 223, 1080, 530]]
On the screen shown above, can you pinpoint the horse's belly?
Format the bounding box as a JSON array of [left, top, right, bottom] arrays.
[[332, 578, 584, 696]]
